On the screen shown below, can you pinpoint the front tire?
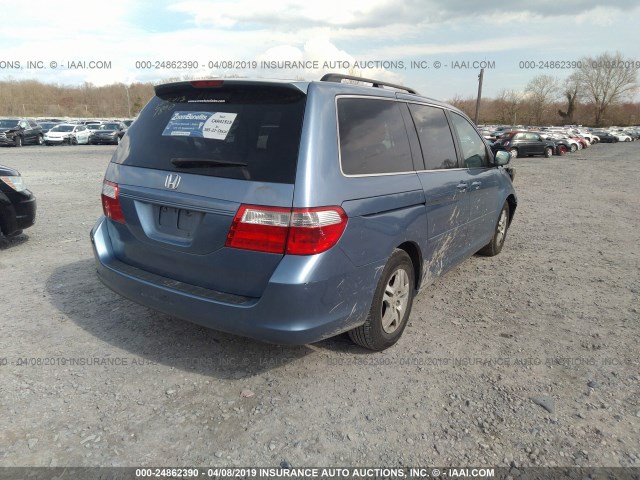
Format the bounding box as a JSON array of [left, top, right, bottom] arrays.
[[570, 144, 578, 152], [544, 147, 553, 158], [478, 201, 510, 257], [37, 135, 44, 145], [557, 145, 567, 156], [509, 148, 518, 159], [349, 249, 415, 351], [14, 136, 23, 147]]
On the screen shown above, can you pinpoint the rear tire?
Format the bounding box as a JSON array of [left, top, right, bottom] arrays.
[[349, 249, 415, 351], [37, 135, 44, 145], [557, 145, 567, 156], [509, 148, 518, 159], [544, 147, 553, 158], [478, 201, 510, 257], [570, 144, 577, 152]]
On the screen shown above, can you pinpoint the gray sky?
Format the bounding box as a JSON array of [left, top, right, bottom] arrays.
[[2, 0, 639, 100]]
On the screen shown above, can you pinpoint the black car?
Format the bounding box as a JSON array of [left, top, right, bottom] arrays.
[[0, 165, 36, 238], [628, 129, 640, 140], [37, 121, 61, 134], [0, 118, 44, 147], [89, 122, 126, 145], [491, 131, 556, 158], [591, 131, 618, 143]]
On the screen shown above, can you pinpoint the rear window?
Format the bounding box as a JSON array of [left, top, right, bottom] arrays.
[[337, 98, 413, 175], [113, 84, 306, 184]]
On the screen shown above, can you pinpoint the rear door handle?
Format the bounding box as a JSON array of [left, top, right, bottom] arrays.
[[471, 181, 481, 189], [456, 182, 467, 192]]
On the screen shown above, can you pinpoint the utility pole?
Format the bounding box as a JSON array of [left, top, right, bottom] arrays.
[[125, 85, 132, 118], [474, 68, 484, 125]]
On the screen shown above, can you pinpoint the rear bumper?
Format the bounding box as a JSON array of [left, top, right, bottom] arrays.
[[90, 217, 380, 345]]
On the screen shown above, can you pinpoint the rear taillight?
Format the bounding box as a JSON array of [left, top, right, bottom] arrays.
[[101, 180, 125, 224], [225, 205, 348, 255], [226, 205, 290, 254], [287, 208, 348, 255]]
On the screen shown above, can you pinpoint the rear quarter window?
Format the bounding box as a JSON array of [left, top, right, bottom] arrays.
[[337, 98, 413, 175], [113, 85, 306, 184]]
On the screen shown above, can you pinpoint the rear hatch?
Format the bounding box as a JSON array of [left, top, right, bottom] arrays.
[[105, 80, 307, 298]]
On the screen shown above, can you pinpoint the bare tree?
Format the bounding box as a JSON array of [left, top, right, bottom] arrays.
[[0, 80, 154, 117], [558, 81, 579, 125], [496, 89, 522, 125], [525, 74, 559, 125], [448, 94, 475, 118], [570, 51, 639, 126]]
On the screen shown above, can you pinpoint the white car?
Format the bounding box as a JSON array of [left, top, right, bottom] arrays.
[[572, 130, 599, 144], [610, 131, 632, 142], [547, 133, 581, 152], [44, 124, 91, 145]]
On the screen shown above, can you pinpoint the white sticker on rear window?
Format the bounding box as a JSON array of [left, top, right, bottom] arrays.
[[162, 111, 237, 140], [202, 112, 237, 140]]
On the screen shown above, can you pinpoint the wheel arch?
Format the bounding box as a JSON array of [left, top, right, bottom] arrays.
[[506, 194, 517, 225], [396, 241, 423, 290]]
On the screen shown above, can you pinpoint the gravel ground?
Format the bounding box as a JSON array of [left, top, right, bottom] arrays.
[[0, 143, 639, 469]]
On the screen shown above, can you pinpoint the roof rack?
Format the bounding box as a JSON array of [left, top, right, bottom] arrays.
[[320, 73, 418, 94]]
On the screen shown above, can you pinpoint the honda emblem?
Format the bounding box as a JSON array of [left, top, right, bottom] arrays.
[[164, 174, 181, 190]]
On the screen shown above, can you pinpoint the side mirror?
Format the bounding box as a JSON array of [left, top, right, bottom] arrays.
[[494, 150, 511, 166]]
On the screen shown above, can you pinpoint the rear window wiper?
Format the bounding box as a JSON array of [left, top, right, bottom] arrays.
[[170, 158, 248, 168]]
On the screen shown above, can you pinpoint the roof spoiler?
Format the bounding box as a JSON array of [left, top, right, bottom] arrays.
[[320, 73, 418, 95]]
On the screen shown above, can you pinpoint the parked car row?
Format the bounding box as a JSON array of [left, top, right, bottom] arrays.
[[482, 124, 640, 159], [44, 121, 127, 146], [0, 117, 134, 147]]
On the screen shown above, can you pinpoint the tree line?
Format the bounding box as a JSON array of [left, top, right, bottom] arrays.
[[453, 52, 639, 126], [0, 52, 637, 125], [0, 80, 154, 118]]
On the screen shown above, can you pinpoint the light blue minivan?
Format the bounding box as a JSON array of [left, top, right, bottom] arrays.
[[91, 74, 516, 351]]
